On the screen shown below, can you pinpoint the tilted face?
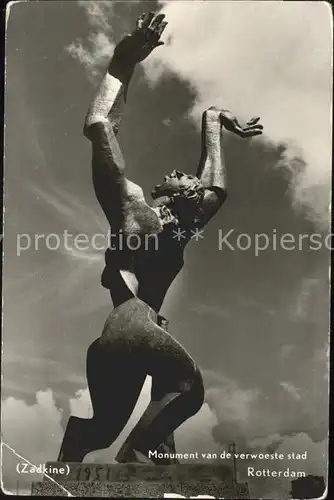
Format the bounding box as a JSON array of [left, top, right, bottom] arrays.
[[151, 170, 200, 200]]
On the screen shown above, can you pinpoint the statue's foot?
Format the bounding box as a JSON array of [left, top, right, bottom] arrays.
[[57, 416, 96, 462], [154, 442, 180, 465], [115, 445, 155, 465], [116, 442, 179, 465]]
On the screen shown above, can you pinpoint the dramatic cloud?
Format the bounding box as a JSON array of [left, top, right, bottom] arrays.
[[1, 348, 328, 497], [1, 380, 218, 494], [201, 366, 328, 498], [1, 390, 63, 494], [3, 3, 330, 499], [66, 1, 116, 82], [204, 369, 328, 452], [144, 1, 332, 227], [67, 32, 114, 83], [68, 1, 332, 228]]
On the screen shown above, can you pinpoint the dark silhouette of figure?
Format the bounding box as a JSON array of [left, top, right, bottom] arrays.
[[58, 12, 263, 465]]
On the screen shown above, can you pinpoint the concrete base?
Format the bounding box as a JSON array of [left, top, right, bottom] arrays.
[[31, 462, 250, 498]]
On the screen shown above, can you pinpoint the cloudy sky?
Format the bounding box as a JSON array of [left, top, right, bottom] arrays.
[[2, 1, 332, 498]]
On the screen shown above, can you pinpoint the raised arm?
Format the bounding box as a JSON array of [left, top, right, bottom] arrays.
[[82, 13, 168, 229], [83, 61, 132, 137], [84, 12, 167, 134], [197, 108, 227, 192], [196, 107, 263, 224]]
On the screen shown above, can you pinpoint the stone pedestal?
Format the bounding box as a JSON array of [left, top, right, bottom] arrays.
[[31, 462, 250, 498]]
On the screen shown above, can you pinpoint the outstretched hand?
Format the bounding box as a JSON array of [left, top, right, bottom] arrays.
[[220, 111, 263, 138], [112, 12, 168, 67]]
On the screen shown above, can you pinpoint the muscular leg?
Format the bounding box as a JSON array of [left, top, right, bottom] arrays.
[[115, 317, 204, 464], [58, 302, 204, 464], [116, 368, 204, 464], [58, 338, 146, 462], [150, 377, 178, 464], [150, 316, 177, 465]]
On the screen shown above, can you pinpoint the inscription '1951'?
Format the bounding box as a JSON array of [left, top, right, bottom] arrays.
[[74, 466, 112, 482]]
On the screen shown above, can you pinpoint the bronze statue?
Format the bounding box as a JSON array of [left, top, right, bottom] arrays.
[[58, 12, 263, 465]]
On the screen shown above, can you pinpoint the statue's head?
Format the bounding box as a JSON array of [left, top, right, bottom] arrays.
[[152, 170, 204, 202], [151, 170, 205, 227]]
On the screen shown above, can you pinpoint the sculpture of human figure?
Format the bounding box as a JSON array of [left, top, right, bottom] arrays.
[[58, 12, 263, 465]]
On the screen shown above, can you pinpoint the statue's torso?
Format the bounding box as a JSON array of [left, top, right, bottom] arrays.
[[102, 224, 187, 313]]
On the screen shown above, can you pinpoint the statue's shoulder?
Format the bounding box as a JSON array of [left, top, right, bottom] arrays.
[[125, 179, 145, 202], [119, 180, 162, 235]]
